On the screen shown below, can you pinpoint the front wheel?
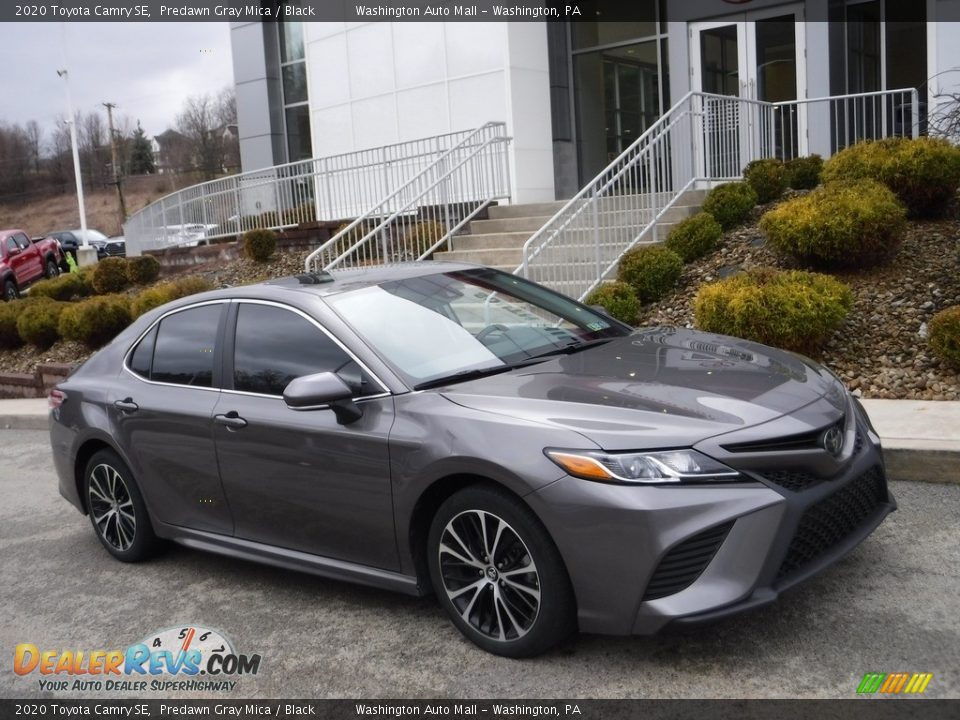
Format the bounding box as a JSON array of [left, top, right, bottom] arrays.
[[84, 449, 161, 562], [44, 258, 60, 279], [427, 485, 576, 657], [3, 279, 18, 301]]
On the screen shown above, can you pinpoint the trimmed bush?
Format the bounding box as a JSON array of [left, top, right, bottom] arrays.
[[702, 182, 758, 230], [617, 245, 684, 303], [785, 154, 824, 190], [16, 299, 67, 349], [130, 276, 214, 318], [822, 137, 960, 218], [584, 282, 640, 325], [759, 179, 906, 269], [91, 257, 130, 294], [743, 159, 787, 203], [27, 271, 93, 301], [242, 229, 277, 262], [59, 295, 133, 349], [929, 305, 960, 369], [0, 302, 27, 349], [665, 212, 723, 263], [694, 268, 853, 353], [126, 255, 161, 285]]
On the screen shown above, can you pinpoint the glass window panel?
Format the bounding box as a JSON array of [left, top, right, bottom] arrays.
[[282, 63, 307, 104], [285, 105, 313, 162], [129, 325, 157, 379], [151, 305, 221, 388], [279, 21, 304, 63], [233, 304, 372, 397], [755, 18, 797, 103], [700, 25, 739, 96], [572, 20, 657, 51]]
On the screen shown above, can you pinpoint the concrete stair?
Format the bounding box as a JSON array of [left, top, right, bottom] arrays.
[[435, 190, 706, 272]]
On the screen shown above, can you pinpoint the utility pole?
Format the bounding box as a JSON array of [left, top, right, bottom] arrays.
[[103, 101, 127, 223]]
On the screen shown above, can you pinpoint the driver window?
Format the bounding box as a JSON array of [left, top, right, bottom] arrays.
[[13, 233, 31, 250], [232, 303, 376, 397], [5, 238, 19, 255]]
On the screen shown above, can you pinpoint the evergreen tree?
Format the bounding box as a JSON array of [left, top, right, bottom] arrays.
[[129, 122, 156, 175]]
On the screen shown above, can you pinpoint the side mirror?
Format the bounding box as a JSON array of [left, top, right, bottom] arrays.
[[590, 304, 611, 317], [7, 247, 20, 257], [282, 371, 363, 424]]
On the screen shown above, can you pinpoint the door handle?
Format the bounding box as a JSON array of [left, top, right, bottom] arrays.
[[114, 398, 139, 413], [214, 411, 247, 430]]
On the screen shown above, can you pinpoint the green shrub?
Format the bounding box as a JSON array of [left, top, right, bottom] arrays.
[[929, 305, 960, 368], [400, 220, 446, 259], [0, 302, 27, 349], [617, 245, 684, 303], [743, 159, 787, 203], [59, 295, 132, 349], [694, 268, 853, 353], [130, 276, 214, 318], [759, 179, 906, 269], [27, 272, 93, 301], [702, 182, 758, 230], [91, 257, 130, 294], [785, 155, 824, 190], [822, 137, 960, 218], [584, 282, 640, 325], [242, 229, 277, 262], [665, 212, 723, 263], [126, 255, 161, 285], [16, 299, 67, 349]]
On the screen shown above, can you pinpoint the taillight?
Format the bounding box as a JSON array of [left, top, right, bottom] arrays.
[[49, 389, 67, 410]]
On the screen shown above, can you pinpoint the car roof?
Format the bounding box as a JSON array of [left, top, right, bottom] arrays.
[[0, 229, 28, 241], [263, 261, 484, 297]]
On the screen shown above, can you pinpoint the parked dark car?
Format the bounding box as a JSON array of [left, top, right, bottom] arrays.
[[49, 263, 894, 656], [1, 229, 63, 300], [47, 229, 109, 267], [102, 238, 126, 258]]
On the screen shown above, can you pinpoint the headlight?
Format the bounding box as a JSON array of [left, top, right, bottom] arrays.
[[544, 448, 741, 484]]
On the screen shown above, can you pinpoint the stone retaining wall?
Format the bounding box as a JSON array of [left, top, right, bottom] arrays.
[[0, 363, 74, 399]]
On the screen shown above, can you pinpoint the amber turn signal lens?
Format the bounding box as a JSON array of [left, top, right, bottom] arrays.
[[545, 451, 614, 482]]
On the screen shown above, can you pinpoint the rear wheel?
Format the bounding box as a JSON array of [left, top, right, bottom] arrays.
[[427, 485, 576, 657], [84, 449, 161, 562], [3, 279, 18, 301]]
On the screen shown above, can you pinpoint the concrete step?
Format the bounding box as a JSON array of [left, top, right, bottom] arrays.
[[469, 216, 552, 234], [488, 201, 568, 219], [435, 247, 525, 266]]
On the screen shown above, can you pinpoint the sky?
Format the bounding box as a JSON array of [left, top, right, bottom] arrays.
[[0, 22, 233, 146]]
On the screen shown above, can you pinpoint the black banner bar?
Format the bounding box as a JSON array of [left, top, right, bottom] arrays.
[[0, 0, 950, 23], [2, 700, 959, 720]]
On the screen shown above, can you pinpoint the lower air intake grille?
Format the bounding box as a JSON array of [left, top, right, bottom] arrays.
[[643, 521, 734, 601], [763, 470, 823, 493], [776, 466, 887, 580]]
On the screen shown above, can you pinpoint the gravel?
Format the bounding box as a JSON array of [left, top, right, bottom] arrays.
[[644, 199, 960, 401]]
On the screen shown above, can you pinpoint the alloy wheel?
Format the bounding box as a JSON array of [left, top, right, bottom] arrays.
[[87, 463, 137, 552], [437, 509, 541, 642]]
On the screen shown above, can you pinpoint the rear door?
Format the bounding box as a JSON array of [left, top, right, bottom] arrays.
[[212, 300, 399, 570], [113, 301, 234, 534]]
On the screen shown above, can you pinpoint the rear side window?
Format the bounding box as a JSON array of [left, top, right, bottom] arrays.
[[150, 305, 222, 387], [232, 303, 376, 397], [128, 326, 157, 379]]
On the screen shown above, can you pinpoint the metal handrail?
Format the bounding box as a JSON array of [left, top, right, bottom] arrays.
[[123, 124, 508, 256], [305, 123, 511, 272], [519, 88, 922, 301]]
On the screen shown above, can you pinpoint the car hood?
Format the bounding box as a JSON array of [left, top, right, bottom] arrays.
[[441, 328, 845, 451]]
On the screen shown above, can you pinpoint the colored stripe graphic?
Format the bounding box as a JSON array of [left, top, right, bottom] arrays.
[[857, 672, 932, 694]]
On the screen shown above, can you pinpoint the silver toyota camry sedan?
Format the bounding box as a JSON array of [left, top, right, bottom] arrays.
[[49, 262, 894, 657]]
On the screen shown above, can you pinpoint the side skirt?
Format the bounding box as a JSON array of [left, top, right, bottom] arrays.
[[153, 521, 425, 597]]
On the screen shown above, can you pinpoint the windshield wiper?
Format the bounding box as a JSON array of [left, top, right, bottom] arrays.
[[414, 364, 524, 391], [527, 337, 613, 360]]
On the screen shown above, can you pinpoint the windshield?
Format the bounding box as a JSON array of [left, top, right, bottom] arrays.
[[326, 268, 629, 387]]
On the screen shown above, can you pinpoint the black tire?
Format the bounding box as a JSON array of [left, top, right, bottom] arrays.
[[44, 258, 60, 279], [83, 449, 161, 562], [427, 484, 576, 657], [3, 279, 18, 301]]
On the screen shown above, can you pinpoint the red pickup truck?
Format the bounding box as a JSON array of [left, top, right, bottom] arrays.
[[1, 229, 64, 301]]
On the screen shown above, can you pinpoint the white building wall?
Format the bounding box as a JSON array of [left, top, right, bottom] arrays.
[[304, 22, 554, 204], [930, 13, 960, 126]]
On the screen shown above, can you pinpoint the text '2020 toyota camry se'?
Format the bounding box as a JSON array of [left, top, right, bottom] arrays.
[[50, 263, 895, 657]]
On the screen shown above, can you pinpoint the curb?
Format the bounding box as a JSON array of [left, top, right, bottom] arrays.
[[1, 415, 49, 431]]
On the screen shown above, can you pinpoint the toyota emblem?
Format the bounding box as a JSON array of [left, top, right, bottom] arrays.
[[822, 426, 844, 456]]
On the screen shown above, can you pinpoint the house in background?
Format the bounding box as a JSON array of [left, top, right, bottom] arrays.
[[229, 1, 957, 204]]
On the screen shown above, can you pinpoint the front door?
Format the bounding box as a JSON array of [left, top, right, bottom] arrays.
[[212, 300, 399, 571], [690, 7, 807, 171]]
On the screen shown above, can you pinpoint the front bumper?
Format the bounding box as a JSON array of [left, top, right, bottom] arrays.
[[526, 413, 894, 636]]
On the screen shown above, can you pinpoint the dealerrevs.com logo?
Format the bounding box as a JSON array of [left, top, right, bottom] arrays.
[[14, 626, 261, 693]]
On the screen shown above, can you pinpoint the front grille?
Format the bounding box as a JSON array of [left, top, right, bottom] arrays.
[[776, 466, 887, 580], [643, 521, 734, 600], [763, 469, 823, 492], [723, 418, 844, 454]]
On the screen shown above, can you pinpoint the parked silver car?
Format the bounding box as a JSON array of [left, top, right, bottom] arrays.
[[49, 263, 894, 656]]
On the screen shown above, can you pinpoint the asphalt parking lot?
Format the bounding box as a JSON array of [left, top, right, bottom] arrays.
[[1, 428, 957, 699]]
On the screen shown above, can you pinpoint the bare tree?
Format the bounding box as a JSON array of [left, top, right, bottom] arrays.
[[216, 87, 240, 172], [0, 123, 32, 196], [48, 116, 73, 191], [176, 93, 221, 179], [25, 120, 42, 174]]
